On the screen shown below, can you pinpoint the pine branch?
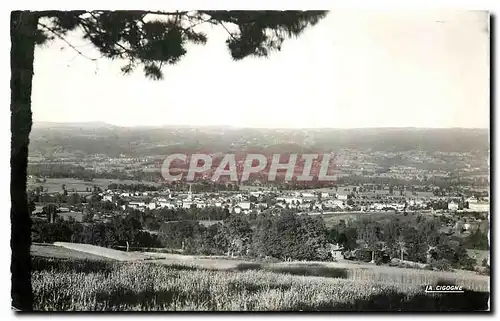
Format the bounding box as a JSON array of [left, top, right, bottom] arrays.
[[186, 16, 213, 30], [38, 21, 99, 61], [140, 10, 190, 17], [77, 17, 131, 58], [218, 21, 237, 41]]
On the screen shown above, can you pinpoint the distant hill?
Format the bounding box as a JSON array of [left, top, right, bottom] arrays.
[[33, 121, 117, 129], [28, 125, 489, 157], [312, 128, 489, 153]]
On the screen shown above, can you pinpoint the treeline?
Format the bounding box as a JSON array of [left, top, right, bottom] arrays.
[[166, 181, 240, 192], [33, 210, 487, 270], [32, 212, 328, 261], [28, 164, 96, 180], [327, 215, 483, 270], [158, 212, 328, 260], [463, 228, 489, 250], [107, 183, 160, 192], [29, 190, 87, 205], [28, 164, 161, 182], [334, 175, 487, 191], [32, 216, 162, 248], [151, 207, 231, 222]]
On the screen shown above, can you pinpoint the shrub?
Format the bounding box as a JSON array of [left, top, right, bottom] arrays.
[[428, 259, 453, 272], [234, 263, 263, 271]]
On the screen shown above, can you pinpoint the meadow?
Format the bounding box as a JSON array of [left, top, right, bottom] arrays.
[[27, 178, 161, 193], [31, 243, 115, 261], [31, 256, 489, 311]]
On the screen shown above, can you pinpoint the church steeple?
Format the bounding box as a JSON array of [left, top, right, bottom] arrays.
[[186, 183, 193, 201]]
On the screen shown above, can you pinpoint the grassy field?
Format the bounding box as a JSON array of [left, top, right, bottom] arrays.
[[31, 257, 489, 311], [32, 243, 489, 294], [239, 262, 489, 292], [31, 243, 115, 261], [27, 178, 162, 193], [52, 242, 155, 261], [321, 211, 411, 226]]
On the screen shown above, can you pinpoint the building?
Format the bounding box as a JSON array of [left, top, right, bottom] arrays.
[[469, 202, 490, 212], [128, 201, 145, 209], [58, 211, 84, 222], [158, 201, 176, 209], [328, 243, 344, 261], [448, 201, 459, 211], [467, 196, 478, 204], [277, 197, 301, 204], [182, 201, 193, 209], [238, 202, 251, 210]]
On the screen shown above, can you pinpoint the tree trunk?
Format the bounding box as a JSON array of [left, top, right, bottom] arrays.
[[11, 11, 38, 311], [371, 250, 375, 263]]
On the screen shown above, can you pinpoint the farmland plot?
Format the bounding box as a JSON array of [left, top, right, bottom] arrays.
[[31, 257, 490, 311], [53, 242, 153, 261]]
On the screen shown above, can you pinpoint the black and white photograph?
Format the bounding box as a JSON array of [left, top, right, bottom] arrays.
[[8, 4, 491, 312]]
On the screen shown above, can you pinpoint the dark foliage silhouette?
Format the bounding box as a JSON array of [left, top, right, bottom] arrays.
[[11, 10, 327, 311]]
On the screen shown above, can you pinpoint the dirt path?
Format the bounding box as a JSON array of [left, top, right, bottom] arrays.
[[53, 242, 152, 261]]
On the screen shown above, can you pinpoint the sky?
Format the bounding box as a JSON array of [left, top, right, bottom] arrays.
[[31, 10, 490, 128]]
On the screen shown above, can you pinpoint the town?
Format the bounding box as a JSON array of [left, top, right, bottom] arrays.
[[30, 177, 489, 222], [28, 127, 490, 277]]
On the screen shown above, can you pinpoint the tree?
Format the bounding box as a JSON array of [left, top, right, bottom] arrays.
[[252, 213, 279, 258], [299, 215, 328, 260], [11, 10, 327, 310], [223, 215, 252, 257], [27, 199, 36, 215], [357, 221, 381, 263], [396, 235, 406, 261], [67, 193, 82, 205], [83, 212, 94, 223], [464, 228, 489, 250], [42, 204, 58, 223]]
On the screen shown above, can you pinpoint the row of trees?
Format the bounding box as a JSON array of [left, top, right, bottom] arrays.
[[32, 211, 328, 261], [32, 216, 161, 248], [327, 215, 484, 270], [160, 212, 329, 260], [28, 164, 96, 180], [32, 208, 486, 270], [29, 190, 90, 205], [28, 163, 163, 182], [165, 181, 241, 192], [107, 183, 160, 192], [151, 207, 231, 223]]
